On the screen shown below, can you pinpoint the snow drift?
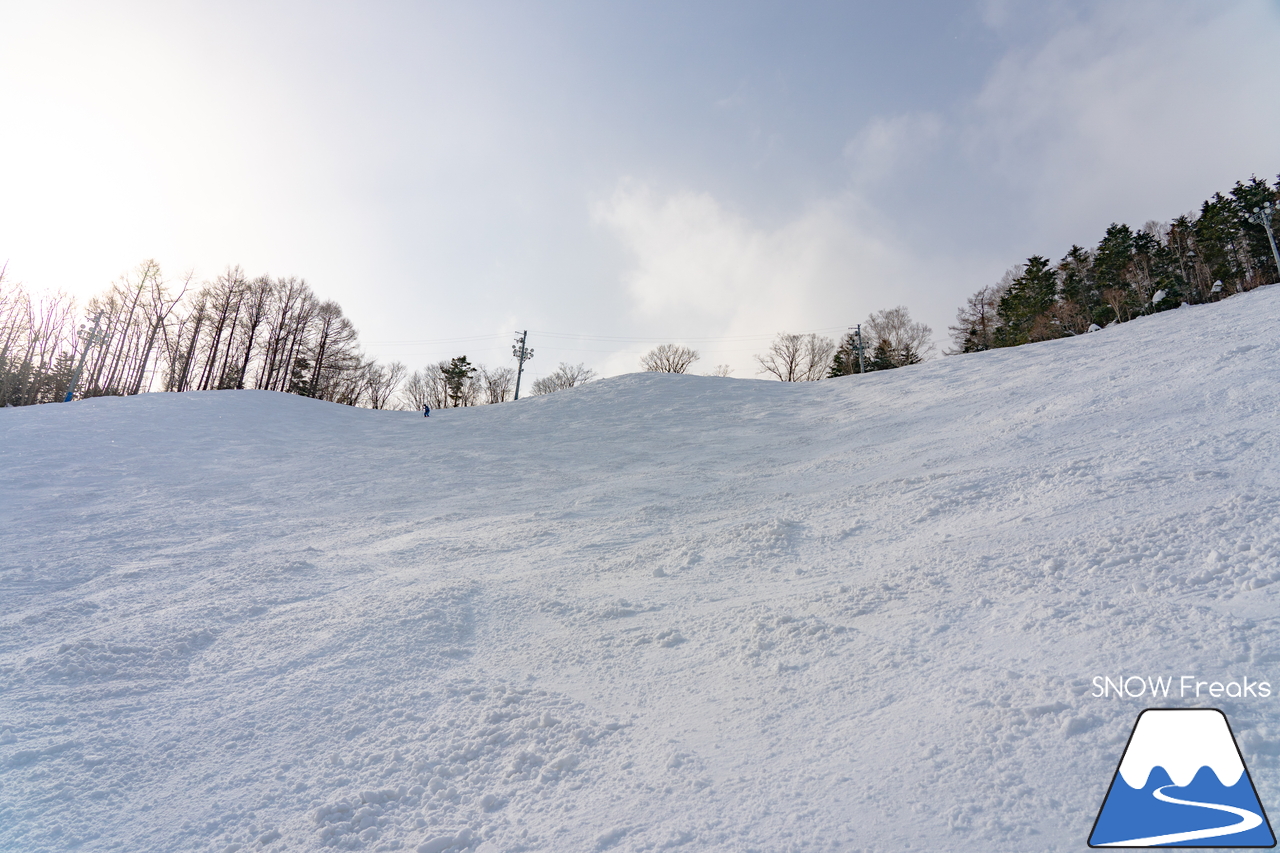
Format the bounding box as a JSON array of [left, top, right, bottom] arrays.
[[3, 287, 1280, 852]]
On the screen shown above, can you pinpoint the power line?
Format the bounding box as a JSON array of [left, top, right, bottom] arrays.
[[364, 333, 508, 345], [527, 326, 847, 342], [365, 325, 849, 347]]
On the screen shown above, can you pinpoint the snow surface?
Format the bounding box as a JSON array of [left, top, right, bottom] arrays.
[[1117, 710, 1244, 789], [3, 287, 1280, 852]]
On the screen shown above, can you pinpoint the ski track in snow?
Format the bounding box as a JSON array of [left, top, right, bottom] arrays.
[[2, 287, 1280, 851]]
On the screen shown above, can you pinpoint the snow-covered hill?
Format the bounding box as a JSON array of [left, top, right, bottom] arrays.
[[3, 287, 1279, 853]]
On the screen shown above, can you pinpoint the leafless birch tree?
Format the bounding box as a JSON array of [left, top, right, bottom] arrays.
[[755, 332, 834, 381], [641, 343, 700, 373]]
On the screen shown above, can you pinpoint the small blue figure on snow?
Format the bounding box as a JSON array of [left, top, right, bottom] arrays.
[[423, 403, 430, 418]]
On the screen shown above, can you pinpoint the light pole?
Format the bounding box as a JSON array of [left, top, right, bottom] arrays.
[[845, 324, 865, 374], [512, 331, 533, 400], [63, 312, 104, 402], [1245, 201, 1280, 283]]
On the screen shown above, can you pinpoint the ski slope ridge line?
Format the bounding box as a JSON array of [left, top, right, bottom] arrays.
[[1, 286, 1278, 853]]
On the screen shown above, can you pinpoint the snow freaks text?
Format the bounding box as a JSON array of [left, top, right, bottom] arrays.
[[1091, 676, 1272, 700]]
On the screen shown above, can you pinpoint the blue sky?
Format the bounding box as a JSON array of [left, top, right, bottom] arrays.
[[2, 1, 1278, 378]]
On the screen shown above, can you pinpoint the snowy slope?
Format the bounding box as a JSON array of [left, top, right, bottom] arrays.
[[2, 287, 1280, 853]]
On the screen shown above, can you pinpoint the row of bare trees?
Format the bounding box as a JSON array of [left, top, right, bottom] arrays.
[[398, 358, 599, 410], [749, 306, 934, 382], [2, 259, 612, 413], [402, 360, 520, 411], [7, 255, 945, 413], [1, 261, 410, 409], [634, 307, 934, 384], [0, 263, 82, 406]]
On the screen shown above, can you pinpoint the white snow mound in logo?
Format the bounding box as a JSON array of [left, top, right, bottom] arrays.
[[1118, 709, 1245, 789]]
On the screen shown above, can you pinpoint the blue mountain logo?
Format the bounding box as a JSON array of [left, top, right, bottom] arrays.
[[1090, 708, 1275, 847]]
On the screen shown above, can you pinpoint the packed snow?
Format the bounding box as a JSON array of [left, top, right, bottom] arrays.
[[3, 287, 1280, 852]]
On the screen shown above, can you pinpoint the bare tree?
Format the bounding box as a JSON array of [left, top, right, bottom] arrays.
[[0, 267, 29, 403], [0, 275, 79, 405], [230, 275, 273, 390], [531, 362, 597, 395], [707, 364, 733, 377], [75, 261, 189, 397], [307, 301, 361, 401], [755, 332, 834, 381], [360, 360, 406, 409], [947, 284, 1003, 354], [1031, 300, 1092, 340], [641, 343, 700, 373], [0, 260, 426, 411], [126, 264, 188, 395], [400, 368, 432, 412], [162, 288, 207, 392], [415, 362, 452, 409], [1100, 288, 1134, 324], [480, 365, 516, 403], [84, 269, 149, 395], [756, 334, 803, 381], [864, 306, 934, 367], [189, 266, 250, 391], [255, 277, 315, 392]]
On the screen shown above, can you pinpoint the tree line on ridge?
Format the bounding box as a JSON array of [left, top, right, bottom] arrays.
[[3, 174, 1276, 409]]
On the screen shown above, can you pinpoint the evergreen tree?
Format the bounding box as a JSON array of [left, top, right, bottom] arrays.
[[43, 351, 76, 404], [287, 356, 315, 397], [828, 332, 863, 377], [947, 173, 1279, 354], [1056, 245, 1097, 319], [994, 256, 1057, 347], [1090, 224, 1137, 322], [443, 355, 477, 407], [1193, 194, 1240, 293], [1092, 223, 1135, 290], [868, 339, 895, 371]]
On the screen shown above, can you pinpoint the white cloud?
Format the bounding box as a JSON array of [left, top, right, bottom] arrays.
[[964, 0, 1280, 240], [590, 2, 1280, 376], [844, 112, 944, 188], [592, 179, 986, 375]]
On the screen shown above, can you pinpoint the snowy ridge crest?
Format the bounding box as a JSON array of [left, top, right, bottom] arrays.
[[1117, 709, 1244, 789]]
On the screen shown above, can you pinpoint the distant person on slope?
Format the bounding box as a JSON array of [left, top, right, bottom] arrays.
[[423, 403, 430, 418]]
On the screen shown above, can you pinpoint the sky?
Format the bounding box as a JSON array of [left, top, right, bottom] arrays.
[[1, 0, 1278, 380]]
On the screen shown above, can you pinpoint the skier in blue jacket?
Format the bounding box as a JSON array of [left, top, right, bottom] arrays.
[[423, 403, 430, 418]]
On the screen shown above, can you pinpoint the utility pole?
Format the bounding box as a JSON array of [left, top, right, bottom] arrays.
[[848, 324, 865, 374], [64, 312, 104, 403], [512, 330, 533, 400]]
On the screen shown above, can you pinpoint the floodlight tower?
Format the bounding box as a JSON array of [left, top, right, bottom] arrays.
[[512, 331, 533, 400], [1245, 201, 1280, 282], [844, 324, 866, 374], [63, 312, 104, 402]]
